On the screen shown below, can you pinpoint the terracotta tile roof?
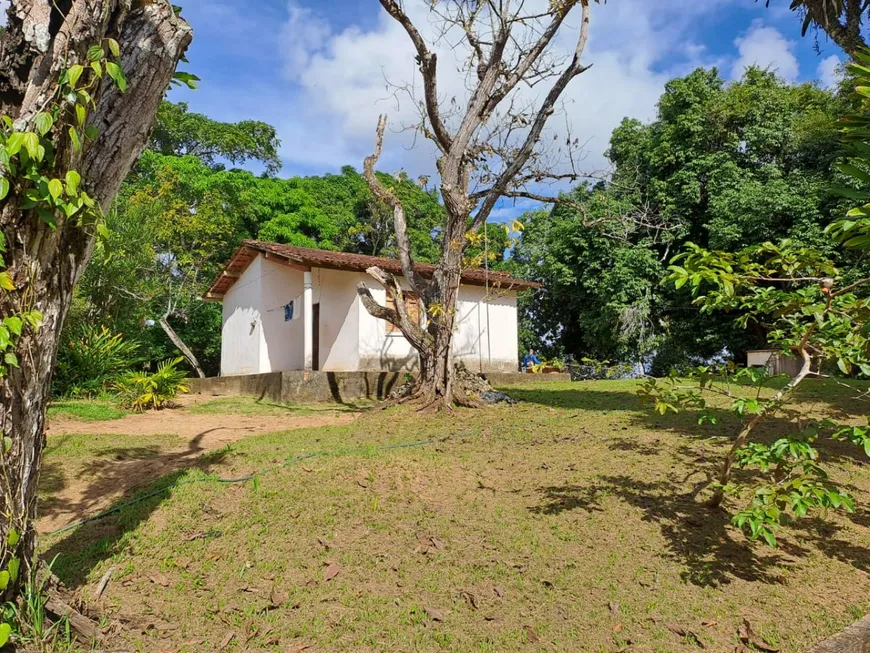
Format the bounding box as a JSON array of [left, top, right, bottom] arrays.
[[205, 241, 541, 300]]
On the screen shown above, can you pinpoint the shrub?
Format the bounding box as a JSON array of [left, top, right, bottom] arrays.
[[54, 325, 141, 397], [116, 357, 189, 411]]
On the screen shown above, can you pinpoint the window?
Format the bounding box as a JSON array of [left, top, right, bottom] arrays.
[[385, 292, 421, 334]]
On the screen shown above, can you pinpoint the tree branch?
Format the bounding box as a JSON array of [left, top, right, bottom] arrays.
[[471, 1, 592, 230], [362, 115, 428, 294], [379, 0, 453, 152]]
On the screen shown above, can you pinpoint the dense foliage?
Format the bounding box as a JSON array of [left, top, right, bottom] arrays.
[[67, 102, 447, 378], [513, 67, 855, 371]]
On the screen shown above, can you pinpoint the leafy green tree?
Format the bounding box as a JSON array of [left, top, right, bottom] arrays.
[[150, 101, 282, 174], [516, 67, 851, 369]]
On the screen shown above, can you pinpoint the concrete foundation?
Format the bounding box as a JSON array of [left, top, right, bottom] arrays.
[[186, 370, 571, 404]]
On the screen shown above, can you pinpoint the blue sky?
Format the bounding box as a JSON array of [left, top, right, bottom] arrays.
[[167, 0, 849, 214]]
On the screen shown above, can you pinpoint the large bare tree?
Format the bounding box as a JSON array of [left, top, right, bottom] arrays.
[[357, 0, 596, 410], [0, 0, 191, 597]]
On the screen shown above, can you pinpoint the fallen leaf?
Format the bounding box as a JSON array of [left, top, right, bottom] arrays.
[[701, 619, 718, 627], [286, 642, 312, 653], [324, 563, 340, 582], [424, 606, 445, 622], [302, 467, 314, 473], [460, 590, 478, 610], [357, 478, 370, 488], [317, 537, 331, 550], [219, 631, 235, 649], [666, 623, 705, 649], [608, 601, 620, 614], [148, 573, 170, 588], [613, 622, 624, 634], [737, 619, 779, 652], [430, 536, 445, 551], [290, 512, 300, 519], [524, 625, 540, 643], [270, 586, 289, 608], [493, 586, 505, 598]]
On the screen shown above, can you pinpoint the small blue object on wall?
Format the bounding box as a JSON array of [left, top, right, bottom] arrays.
[[284, 301, 294, 322]]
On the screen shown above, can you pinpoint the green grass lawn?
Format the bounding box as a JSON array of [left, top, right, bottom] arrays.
[[39, 379, 870, 652], [46, 400, 128, 422]]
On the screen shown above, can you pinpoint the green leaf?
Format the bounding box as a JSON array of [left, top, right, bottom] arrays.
[[3, 316, 21, 336], [172, 71, 200, 89], [0, 177, 10, 201], [5, 132, 23, 156], [35, 112, 53, 136], [0, 621, 10, 648], [65, 170, 81, 196], [837, 163, 870, 185], [85, 124, 99, 141], [7, 528, 19, 547], [838, 358, 852, 375], [87, 44, 104, 61], [36, 207, 56, 228], [91, 60, 102, 78], [22, 131, 39, 159], [76, 104, 86, 126], [0, 272, 14, 291], [2, 436, 10, 453], [4, 352, 17, 368], [0, 571, 8, 591], [107, 38, 121, 58], [105, 62, 127, 92], [48, 178, 63, 200], [7, 557, 19, 583], [67, 64, 84, 88], [69, 127, 82, 153]]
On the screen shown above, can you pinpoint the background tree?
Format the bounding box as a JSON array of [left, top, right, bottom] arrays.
[[71, 112, 448, 377], [514, 67, 852, 371], [0, 0, 191, 601], [358, 0, 598, 410]]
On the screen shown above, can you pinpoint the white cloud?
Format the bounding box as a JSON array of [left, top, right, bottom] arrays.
[[731, 20, 799, 81], [274, 0, 732, 185], [817, 54, 842, 88]]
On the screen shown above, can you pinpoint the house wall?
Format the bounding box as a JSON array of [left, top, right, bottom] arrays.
[[356, 276, 519, 373], [221, 254, 520, 375], [221, 256, 264, 376], [260, 257, 304, 372], [312, 267, 360, 371]]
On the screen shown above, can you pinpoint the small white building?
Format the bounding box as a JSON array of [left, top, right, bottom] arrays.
[[205, 241, 538, 376]]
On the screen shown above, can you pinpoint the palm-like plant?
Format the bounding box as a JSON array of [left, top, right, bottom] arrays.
[[764, 0, 869, 54]]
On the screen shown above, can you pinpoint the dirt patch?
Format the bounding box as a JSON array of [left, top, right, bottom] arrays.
[[39, 398, 359, 535]]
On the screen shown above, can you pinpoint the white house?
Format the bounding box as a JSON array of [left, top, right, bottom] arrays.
[[205, 241, 539, 376]]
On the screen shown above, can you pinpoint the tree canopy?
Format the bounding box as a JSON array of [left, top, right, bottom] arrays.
[[513, 67, 854, 372]]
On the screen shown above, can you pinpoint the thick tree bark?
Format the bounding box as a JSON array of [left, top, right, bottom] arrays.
[[159, 315, 206, 378], [0, 0, 191, 595]]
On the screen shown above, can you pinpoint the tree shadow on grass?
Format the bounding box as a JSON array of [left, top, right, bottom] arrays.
[[40, 430, 230, 588], [510, 384, 870, 467], [531, 473, 797, 587]]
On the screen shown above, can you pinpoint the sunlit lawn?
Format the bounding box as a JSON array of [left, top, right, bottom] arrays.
[[39, 379, 870, 652]]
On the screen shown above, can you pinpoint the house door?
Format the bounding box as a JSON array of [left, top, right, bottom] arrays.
[[312, 303, 320, 371]]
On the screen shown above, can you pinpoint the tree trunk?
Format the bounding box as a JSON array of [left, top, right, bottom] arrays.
[[159, 315, 206, 378], [0, 0, 191, 596]]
